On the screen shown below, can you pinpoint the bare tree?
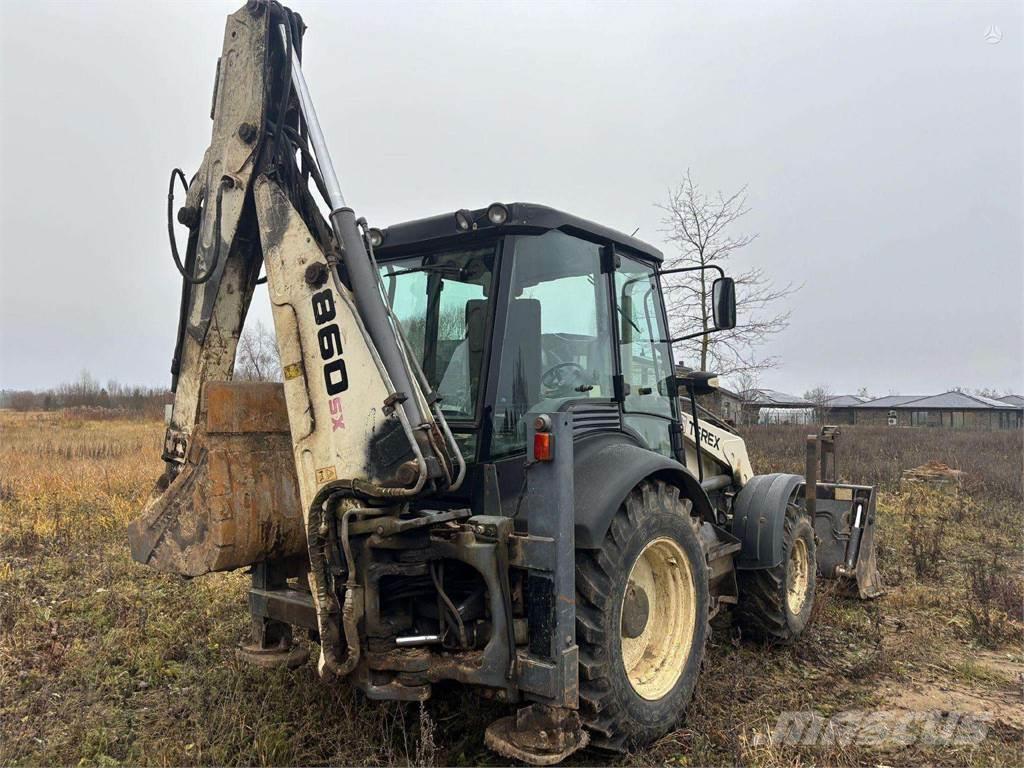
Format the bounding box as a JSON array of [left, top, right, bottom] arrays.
[[973, 387, 1004, 399], [856, 386, 872, 400], [235, 320, 281, 382], [658, 170, 798, 377], [731, 370, 761, 426], [55, 369, 102, 407], [803, 384, 834, 424]]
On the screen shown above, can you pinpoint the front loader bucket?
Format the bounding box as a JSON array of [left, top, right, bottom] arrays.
[[127, 382, 306, 577], [807, 483, 884, 599]]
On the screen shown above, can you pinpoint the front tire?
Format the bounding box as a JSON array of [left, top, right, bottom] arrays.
[[575, 480, 710, 750], [735, 503, 816, 643]]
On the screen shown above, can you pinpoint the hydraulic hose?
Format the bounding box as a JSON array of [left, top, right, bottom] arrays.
[[166, 171, 229, 286], [431, 561, 467, 647], [307, 497, 371, 678]]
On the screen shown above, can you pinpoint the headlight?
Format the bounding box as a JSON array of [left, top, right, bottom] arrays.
[[454, 209, 474, 231], [367, 228, 384, 248], [486, 202, 509, 225]]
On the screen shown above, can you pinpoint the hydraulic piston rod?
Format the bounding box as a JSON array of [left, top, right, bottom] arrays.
[[278, 25, 459, 483], [278, 25, 344, 209]]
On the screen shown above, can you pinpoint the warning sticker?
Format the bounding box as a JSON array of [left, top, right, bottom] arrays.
[[315, 466, 338, 484]]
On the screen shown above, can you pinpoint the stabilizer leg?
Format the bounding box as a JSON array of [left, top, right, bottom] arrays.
[[238, 561, 309, 669]]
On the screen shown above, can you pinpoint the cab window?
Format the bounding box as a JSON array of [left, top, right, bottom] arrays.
[[490, 231, 614, 457], [379, 245, 496, 421]]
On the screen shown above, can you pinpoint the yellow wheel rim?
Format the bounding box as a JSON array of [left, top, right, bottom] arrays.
[[620, 537, 697, 701], [786, 537, 810, 616]]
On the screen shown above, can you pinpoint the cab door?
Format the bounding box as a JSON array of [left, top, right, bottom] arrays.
[[482, 230, 619, 512], [613, 254, 677, 456]]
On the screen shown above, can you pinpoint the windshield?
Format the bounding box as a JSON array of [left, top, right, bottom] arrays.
[[378, 244, 497, 421]]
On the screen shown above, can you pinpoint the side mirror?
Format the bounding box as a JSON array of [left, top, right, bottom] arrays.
[[712, 277, 736, 330]]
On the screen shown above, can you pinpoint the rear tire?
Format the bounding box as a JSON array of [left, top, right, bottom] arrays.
[[735, 503, 816, 643], [575, 480, 709, 750]]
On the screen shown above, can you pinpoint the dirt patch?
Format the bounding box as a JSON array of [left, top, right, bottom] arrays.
[[879, 657, 1024, 728], [973, 650, 1024, 684], [901, 460, 964, 485]]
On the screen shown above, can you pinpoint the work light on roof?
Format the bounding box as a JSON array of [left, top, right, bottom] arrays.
[[486, 203, 509, 226], [454, 209, 474, 232]]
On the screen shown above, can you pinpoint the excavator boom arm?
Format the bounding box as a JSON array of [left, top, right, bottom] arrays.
[[128, 3, 463, 672]]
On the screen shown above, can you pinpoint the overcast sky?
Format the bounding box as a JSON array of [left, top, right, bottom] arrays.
[[1, 0, 1020, 396]]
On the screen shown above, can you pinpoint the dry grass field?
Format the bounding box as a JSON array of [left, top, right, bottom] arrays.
[[1, 411, 1021, 766]]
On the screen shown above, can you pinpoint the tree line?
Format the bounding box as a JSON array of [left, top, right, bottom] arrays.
[[1, 321, 281, 419], [0, 371, 170, 417]]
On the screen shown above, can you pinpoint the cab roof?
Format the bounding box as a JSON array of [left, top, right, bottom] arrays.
[[372, 202, 663, 263]]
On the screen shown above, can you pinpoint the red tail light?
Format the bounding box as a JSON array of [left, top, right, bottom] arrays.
[[533, 432, 553, 461]]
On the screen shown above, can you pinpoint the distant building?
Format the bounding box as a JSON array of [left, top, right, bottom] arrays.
[[701, 387, 744, 425], [741, 389, 816, 425], [853, 391, 1021, 430], [822, 394, 868, 424], [678, 374, 1024, 430], [998, 395, 1024, 428], [848, 395, 925, 427]]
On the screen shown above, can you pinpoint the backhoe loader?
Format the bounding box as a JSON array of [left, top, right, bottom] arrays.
[[128, 2, 881, 762]]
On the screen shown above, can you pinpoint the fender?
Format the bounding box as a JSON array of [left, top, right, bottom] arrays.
[[572, 432, 714, 549], [731, 473, 803, 569]]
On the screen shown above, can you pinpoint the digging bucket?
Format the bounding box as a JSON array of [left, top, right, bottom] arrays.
[[127, 382, 305, 577]]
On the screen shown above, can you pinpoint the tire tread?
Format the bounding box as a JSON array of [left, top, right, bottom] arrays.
[[735, 503, 814, 642], [575, 479, 708, 750]]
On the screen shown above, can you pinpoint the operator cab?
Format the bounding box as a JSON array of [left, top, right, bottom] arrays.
[[373, 203, 678, 509]]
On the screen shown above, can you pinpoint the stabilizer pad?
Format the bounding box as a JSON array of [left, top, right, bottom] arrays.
[[484, 705, 589, 766]]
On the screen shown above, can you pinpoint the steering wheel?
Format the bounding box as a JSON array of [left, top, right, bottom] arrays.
[[541, 362, 586, 393]]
